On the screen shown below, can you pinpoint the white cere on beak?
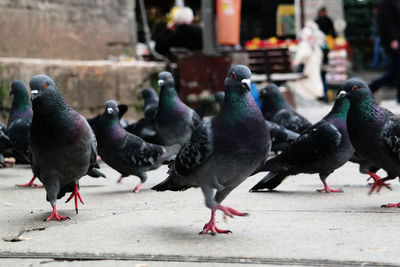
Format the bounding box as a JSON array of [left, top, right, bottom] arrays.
[[31, 90, 38, 95], [241, 79, 251, 89], [158, 80, 164, 86], [107, 107, 113, 114], [336, 90, 347, 99]]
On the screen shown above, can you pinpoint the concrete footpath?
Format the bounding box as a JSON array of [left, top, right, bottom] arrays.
[[2, 101, 400, 266]]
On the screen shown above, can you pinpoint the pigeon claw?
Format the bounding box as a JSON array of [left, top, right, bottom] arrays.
[[199, 210, 233, 235], [16, 176, 43, 188], [45, 205, 70, 221], [199, 222, 232, 235], [381, 202, 400, 208], [316, 182, 343, 193], [65, 183, 84, 214], [368, 177, 392, 194], [215, 204, 248, 220]]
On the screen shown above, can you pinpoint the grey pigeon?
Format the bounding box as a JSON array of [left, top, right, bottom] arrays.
[[259, 83, 312, 133], [215, 91, 299, 153], [125, 87, 159, 143], [338, 78, 400, 207], [153, 65, 270, 234], [29, 74, 98, 221], [154, 71, 202, 145], [250, 94, 354, 193], [93, 100, 180, 193]]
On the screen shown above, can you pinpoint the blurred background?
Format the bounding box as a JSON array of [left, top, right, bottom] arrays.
[[0, 0, 387, 120]]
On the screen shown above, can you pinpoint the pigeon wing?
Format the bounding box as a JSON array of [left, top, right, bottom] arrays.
[[172, 120, 213, 177]]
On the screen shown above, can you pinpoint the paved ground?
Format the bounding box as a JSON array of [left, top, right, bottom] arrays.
[[2, 98, 400, 266]]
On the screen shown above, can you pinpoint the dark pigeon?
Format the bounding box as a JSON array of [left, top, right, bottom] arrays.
[[0, 121, 12, 166], [153, 65, 270, 234], [87, 104, 128, 133], [7, 81, 32, 165], [154, 71, 202, 146], [6, 81, 42, 187], [125, 87, 159, 143], [29, 74, 98, 221], [259, 83, 312, 133], [250, 95, 354, 193], [93, 100, 180, 193], [339, 78, 400, 207], [215, 91, 299, 153]]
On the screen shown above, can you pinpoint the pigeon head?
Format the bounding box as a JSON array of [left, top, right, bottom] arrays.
[[141, 87, 159, 102], [158, 72, 175, 89], [10, 80, 30, 108], [10, 80, 28, 97], [29, 74, 59, 102], [337, 78, 373, 103], [259, 83, 285, 108], [225, 65, 251, 93], [103, 100, 120, 119]]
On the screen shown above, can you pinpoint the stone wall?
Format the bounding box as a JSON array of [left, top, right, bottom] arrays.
[[0, 58, 165, 121], [0, 0, 137, 60]]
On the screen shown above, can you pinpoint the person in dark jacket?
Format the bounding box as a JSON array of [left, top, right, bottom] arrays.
[[369, 0, 400, 103], [155, 7, 203, 59], [315, 7, 336, 38]]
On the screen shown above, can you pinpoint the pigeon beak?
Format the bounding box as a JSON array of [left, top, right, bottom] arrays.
[[241, 79, 251, 91], [31, 90, 39, 100], [107, 107, 113, 114], [158, 80, 164, 87], [336, 90, 347, 100]]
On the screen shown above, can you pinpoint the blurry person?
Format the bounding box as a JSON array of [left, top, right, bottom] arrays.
[[371, 4, 387, 69], [288, 21, 325, 101], [155, 6, 203, 59], [369, 0, 400, 103], [315, 7, 336, 38]]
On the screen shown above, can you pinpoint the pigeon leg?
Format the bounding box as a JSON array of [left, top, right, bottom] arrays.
[[16, 176, 43, 188], [368, 176, 393, 194], [117, 174, 128, 184], [199, 210, 232, 235], [134, 183, 143, 193], [46, 205, 69, 221], [65, 183, 84, 214], [316, 175, 343, 193]]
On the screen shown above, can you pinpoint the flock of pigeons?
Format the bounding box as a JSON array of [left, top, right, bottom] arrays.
[[2, 64, 400, 235]]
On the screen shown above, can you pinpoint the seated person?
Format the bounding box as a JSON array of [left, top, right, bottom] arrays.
[[155, 7, 203, 59]]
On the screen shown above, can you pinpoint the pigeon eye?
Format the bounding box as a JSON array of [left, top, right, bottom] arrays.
[[352, 85, 358, 91], [231, 73, 236, 79], [166, 75, 171, 80], [43, 83, 48, 89]]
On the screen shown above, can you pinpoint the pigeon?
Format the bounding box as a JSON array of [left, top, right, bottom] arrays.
[[7, 80, 32, 165], [250, 94, 354, 193], [152, 65, 270, 234], [338, 78, 400, 207], [0, 121, 12, 166], [6, 81, 42, 187], [259, 83, 312, 133], [154, 71, 202, 146], [87, 103, 128, 133], [125, 87, 159, 143], [93, 100, 180, 193], [215, 91, 299, 153], [29, 74, 98, 221]]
